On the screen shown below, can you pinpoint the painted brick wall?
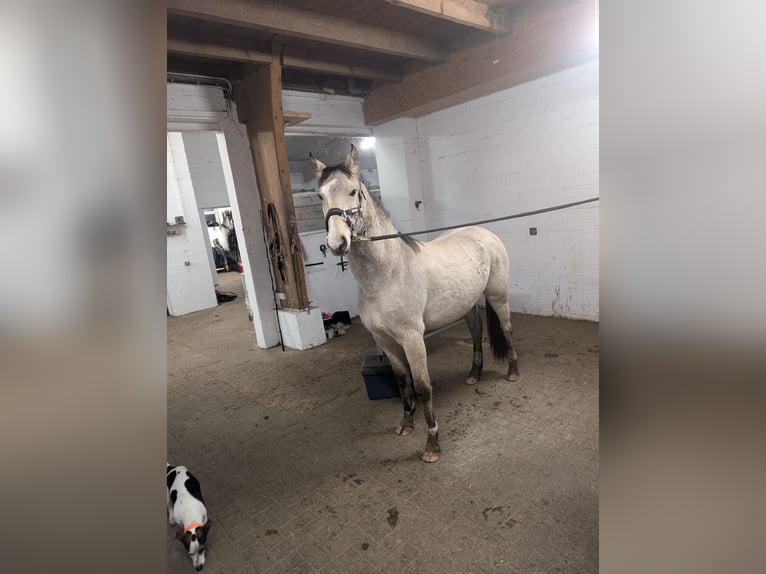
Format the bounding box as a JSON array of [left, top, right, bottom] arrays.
[[374, 118, 427, 234], [416, 61, 599, 320]]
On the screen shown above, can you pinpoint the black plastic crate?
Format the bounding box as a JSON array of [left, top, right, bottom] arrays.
[[360, 354, 401, 400]]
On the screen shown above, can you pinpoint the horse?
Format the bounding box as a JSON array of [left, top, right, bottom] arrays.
[[309, 144, 520, 463]]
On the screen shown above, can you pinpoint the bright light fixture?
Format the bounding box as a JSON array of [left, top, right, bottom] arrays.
[[359, 137, 375, 150]]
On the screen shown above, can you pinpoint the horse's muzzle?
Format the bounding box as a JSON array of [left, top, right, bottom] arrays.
[[327, 231, 350, 255], [328, 236, 349, 256]]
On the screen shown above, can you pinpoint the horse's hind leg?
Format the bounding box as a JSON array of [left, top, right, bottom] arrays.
[[505, 308, 520, 381], [378, 340, 416, 436], [485, 293, 520, 382], [464, 305, 483, 385], [401, 334, 441, 463]]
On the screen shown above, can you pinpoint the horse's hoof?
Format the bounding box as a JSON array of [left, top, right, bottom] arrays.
[[396, 425, 414, 436], [465, 376, 480, 385], [506, 372, 520, 382], [421, 451, 441, 463]]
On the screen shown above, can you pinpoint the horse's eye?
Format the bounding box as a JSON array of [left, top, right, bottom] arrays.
[[350, 189, 357, 197]]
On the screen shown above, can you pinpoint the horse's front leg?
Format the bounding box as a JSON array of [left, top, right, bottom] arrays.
[[402, 335, 441, 463], [380, 344, 416, 436]]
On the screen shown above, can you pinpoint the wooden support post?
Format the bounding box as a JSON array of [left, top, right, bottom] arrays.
[[235, 46, 310, 310]]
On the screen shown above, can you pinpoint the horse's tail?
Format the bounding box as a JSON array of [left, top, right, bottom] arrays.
[[486, 301, 509, 361]]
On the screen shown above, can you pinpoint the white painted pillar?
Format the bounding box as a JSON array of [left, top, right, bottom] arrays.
[[166, 133, 218, 316], [182, 131, 232, 287], [218, 115, 281, 348], [373, 118, 427, 234]]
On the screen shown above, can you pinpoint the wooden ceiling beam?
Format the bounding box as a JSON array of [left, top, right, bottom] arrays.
[[168, 38, 402, 81], [282, 47, 402, 82], [167, 0, 448, 61], [364, 0, 597, 125], [385, 0, 508, 33], [168, 37, 271, 64]]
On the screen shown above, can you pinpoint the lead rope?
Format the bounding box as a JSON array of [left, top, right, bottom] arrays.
[[352, 197, 599, 242]]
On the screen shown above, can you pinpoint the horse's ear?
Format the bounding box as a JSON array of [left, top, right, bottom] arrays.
[[345, 144, 359, 176], [309, 152, 326, 179]]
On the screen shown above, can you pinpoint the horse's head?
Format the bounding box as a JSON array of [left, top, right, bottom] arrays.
[[309, 144, 364, 256]]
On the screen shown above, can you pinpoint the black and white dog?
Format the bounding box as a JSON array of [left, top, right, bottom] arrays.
[[167, 464, 212, 571]]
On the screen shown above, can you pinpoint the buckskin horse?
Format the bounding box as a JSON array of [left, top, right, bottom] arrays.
[[310, 145, 520, 462]]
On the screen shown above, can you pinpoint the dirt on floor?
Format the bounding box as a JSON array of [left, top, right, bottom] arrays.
[[168, 271, 598, 573]]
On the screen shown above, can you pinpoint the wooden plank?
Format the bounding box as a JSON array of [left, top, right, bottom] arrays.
[[167, 0, 448, 61], [385, 0, 508, 32], [283, 110, 312, 127], [283, 90, 368, 131], [237, 54, 310, 310], [168, 38, 402, 81], [364, 0, 597, 124], [168, 37, 271, 64], [282, 47, 402, 82]]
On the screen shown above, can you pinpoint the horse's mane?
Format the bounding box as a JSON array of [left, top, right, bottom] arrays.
[[318, 163, 421, 253], [317, 163, 372, 193], [317, 164, 353, 186], [364, 189, 421, 253]]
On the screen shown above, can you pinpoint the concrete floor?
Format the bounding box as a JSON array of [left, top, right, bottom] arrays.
[[168, 272, 599, 573]]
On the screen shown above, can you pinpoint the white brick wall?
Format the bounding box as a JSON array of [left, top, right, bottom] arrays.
[[415, 62, 599, 320], [374, 118, 427, 234]]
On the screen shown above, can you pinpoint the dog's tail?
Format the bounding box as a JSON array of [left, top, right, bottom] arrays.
[[486, 301, 509, 361]]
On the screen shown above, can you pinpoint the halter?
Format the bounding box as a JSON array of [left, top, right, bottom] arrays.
[[324, 206, 362, 233], [324, 188, 366, 239]]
